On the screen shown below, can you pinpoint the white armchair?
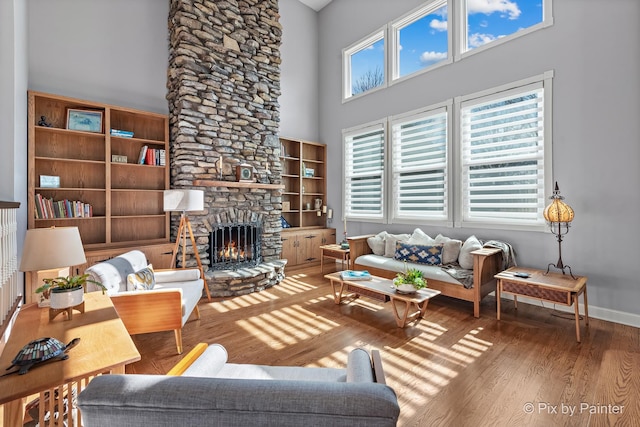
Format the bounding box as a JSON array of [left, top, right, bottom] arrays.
[[85, 250, 205, 354]]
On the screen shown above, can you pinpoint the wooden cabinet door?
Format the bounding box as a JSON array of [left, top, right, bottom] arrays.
[[319, 228, 336, 246], [299, 231, 320, 265], [281, 231, 299, 265], [144, 243, 175, 269]]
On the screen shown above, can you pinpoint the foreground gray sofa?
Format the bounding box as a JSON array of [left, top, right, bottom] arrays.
[[78, 344, 400, 426]]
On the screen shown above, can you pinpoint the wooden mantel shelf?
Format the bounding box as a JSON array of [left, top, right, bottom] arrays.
[[193, 180, 284, 190]]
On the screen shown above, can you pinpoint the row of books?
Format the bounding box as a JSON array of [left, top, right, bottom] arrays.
[[35, 194, 93, 219], [137, 145, 166, 166], [110, 128, 134, 138]]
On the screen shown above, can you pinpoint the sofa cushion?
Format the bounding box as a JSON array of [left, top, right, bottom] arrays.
[[407, 228, 434, 245], [85, 250, 149, 295], [155, 268, 201, 283], [367, 231, 388, 256], [394, 242, 444, 266], [127, 265, 155, 291], [384, 233, 411, 258], [434, 234, 463, 265], [459, 235, 482, 269], [355, 254, 462, 285]]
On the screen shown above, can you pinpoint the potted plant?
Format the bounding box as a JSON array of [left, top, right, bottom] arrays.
[[35, 274, 106, 309], [393, 267, 427, 294]]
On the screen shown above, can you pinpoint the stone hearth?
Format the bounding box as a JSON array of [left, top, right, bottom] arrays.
[[167, 0, 284, 297]]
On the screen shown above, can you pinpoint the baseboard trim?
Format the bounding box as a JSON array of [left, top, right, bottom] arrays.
[[494, 292, 640, 328]]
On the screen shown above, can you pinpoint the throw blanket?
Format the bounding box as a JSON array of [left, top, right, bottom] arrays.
[[441, 239, 517, 289]]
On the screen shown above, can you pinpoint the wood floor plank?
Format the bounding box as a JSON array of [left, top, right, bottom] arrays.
[[126, 264, 640, 426]]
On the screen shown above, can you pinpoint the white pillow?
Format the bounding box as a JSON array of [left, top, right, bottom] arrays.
[[367, 231, 388, 256], [407, 228, 434, 245], [434, 234, 463, 265], [384, 233, 411, 258], [458, 236, 482, 270]]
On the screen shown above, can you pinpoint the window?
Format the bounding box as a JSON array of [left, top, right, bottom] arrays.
[[460, 0, 552, 57], [458, 73, 553, 228], [391, 0, 451, 81], [343, 123, 386, 220], [343, 29, 386, 100], [390, 103, 451, 223]]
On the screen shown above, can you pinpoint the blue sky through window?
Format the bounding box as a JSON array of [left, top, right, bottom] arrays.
[[348, 0, 544, 96]]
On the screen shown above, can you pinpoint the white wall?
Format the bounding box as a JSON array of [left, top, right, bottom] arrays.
[[0, 0, 28, 298], [27, 0, 169, 113], [279, 0, 320, 140], [317, 0, 640, 322]]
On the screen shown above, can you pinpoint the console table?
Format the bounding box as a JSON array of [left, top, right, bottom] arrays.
[[319, 244, 350, 273], [0, 292, 140, 426], [495, 267, 589, 342]]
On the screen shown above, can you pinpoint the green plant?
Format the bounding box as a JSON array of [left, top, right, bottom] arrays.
[[395, 267, 427, 290], [35, 273, 106, 297]]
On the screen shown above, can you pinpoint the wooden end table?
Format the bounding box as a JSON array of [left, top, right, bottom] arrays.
[[319, 244, 350, 273], [0, 292, 141, 426], [495, 267, 589, 342], [324, 272, 441, 328]]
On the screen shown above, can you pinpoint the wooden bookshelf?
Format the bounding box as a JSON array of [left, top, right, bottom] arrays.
[[27, 91, 172, 303]]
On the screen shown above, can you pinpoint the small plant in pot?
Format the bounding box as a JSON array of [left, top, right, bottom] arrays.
[[393, 267, 427, 294], [35, 274, 106, 309]]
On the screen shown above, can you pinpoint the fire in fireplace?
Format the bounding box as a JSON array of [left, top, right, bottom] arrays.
[[209, 222, 262, 270]]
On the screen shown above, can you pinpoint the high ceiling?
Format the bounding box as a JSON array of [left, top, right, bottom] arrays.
[[297, 0, 332, 12]]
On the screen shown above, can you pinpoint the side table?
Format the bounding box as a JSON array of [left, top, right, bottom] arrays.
[[495, 267, 589, 342], [319, 244, 350, 273], [0, 292, 141, 426]]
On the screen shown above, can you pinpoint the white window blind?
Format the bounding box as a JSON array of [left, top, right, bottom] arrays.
[[344, 124, 385, 220], [460, 83, 546, 226], [391, 107, 448, 221]]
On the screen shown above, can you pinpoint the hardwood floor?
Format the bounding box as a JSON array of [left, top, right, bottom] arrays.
[[128, 265, 640, 427]]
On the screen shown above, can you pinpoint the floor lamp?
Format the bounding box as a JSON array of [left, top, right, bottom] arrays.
[[164, 189, 211, 301]]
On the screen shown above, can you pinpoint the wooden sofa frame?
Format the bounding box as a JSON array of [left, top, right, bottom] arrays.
[[347, 235, 503, 318]]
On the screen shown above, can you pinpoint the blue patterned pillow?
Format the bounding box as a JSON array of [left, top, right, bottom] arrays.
[[394, 242, 444, 266]]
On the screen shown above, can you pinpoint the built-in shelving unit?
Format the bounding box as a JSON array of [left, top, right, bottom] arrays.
[[26, 91, 172, 303]]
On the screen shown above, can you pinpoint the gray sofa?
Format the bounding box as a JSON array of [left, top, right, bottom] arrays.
[[78, 344, 400, 426]]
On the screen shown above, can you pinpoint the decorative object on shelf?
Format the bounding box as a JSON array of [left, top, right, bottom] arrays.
[[19, 226, 104, 320], [37, 115, 52, 127], [66, 109, 103, 133], [164, 189, 206, 280], [111, 154, 128, 163], [304, 168, 315, 177], [5, 337, 80, 376], [236, 163, 254, 182], [543, 182, 576, 279], [392, 266, 427, 294], [282, 201, 291, 212], [280, 215, 291, 228], [314, 198, 323, 210], [39, 175, 60, 189], [305, 202, 311, 210]]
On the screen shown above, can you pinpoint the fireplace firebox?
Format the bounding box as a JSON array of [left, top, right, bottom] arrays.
[[209, 222, 262, 270]]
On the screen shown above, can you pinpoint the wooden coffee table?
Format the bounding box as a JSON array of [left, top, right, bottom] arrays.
[[324, 272, 441, 328]]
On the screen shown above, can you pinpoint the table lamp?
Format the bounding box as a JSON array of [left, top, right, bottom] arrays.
[[164, 189, 207, 291], [543, 182, 576, 279], [19, 226, 88, 318]]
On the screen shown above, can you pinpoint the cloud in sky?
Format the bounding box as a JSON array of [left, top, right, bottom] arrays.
[[430, 18, 448, 32], [420, 51, 447, 64], [468, 33, 497, 48], [467, 0, 521, 20]]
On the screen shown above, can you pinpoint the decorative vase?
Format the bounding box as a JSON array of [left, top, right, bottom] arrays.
[[49, 286, 84, 309], [393, 279, 417, 294]]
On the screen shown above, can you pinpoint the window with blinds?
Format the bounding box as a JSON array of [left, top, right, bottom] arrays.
[[391, 106, 449, 222], [460, 81, 548, 226], [343, 124, 386, 220]]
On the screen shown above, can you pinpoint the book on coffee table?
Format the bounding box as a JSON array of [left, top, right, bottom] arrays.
[[340, 270, 372, 281]]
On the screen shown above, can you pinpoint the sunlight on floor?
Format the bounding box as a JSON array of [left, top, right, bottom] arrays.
[[384, 326, 493, 418], [237, 304, 339, 350]]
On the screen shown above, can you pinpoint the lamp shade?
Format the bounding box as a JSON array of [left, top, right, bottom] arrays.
[[19, 227, 87, 272], [163, 189, 204, 212], [543, 182, 574, 224]]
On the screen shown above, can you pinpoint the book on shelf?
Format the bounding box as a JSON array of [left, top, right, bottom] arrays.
[[138, 145, 148, 164], [33, 194, 93, 219], [340, 270, 372, 281], [110, 129, 134, 138]]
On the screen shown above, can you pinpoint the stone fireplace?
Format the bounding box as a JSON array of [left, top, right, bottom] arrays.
[[167, 0, 285, 297]]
